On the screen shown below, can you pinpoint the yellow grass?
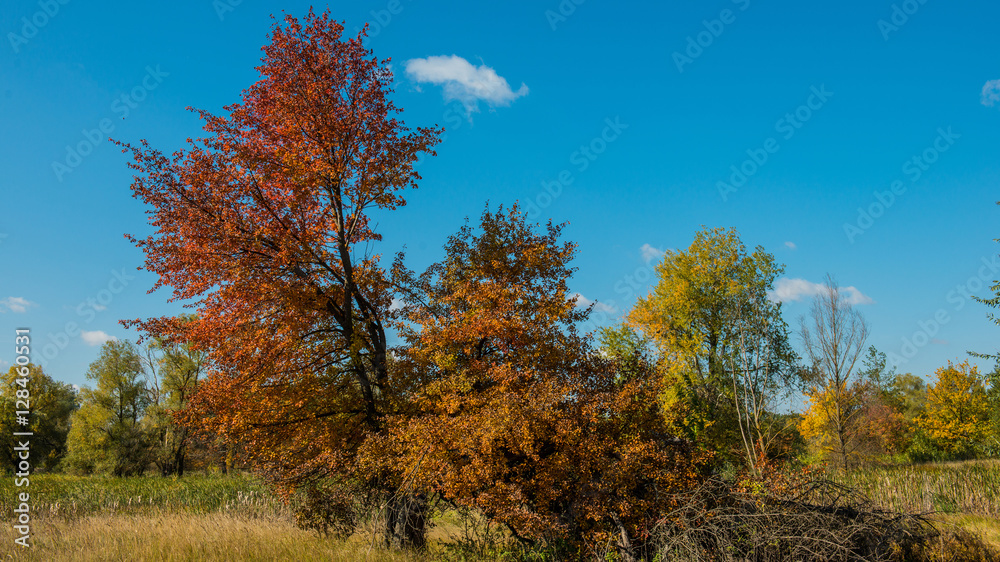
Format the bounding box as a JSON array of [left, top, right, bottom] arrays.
[[0, 512, 464, 562], [930, 513, 1000, 551]]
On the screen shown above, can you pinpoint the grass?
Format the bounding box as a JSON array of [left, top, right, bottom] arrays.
[[931, 513, 1000, 549], [0, 474, 504, 561], [6, 464, 1000, 560], [1, 512, 429, 562]]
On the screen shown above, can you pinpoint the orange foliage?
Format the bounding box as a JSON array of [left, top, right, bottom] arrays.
[[379, 206, 711, 550], [118, 9, 440, 491]]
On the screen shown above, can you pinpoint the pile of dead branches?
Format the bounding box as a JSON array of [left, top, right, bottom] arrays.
[[645, 478, 945, 562]]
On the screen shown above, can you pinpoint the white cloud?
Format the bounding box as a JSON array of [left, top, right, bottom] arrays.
[[838, 286, 875, 306], [767, 278, 874, 306], [982, 79, 1000, 107], [785, 241, 797, 250], [405, 55, 528, 116], [640, 243, 665, 263], [81, 330, 116, 346], [0, 296, 36, 313], [389, 297, 406, 311], [571, 292, 616, 314]]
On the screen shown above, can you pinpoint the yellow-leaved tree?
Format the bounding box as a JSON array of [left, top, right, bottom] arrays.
[[627, 227, 799, 472], [917, 360, 989, 458]]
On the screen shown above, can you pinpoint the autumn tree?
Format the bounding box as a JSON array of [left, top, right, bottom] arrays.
[[65, 340, 152, 476], [917, 360, 989, 459], [837, 348, 907, 459], [799, 275, 870, 470], [0, 364, 77, 473], [118, 10, 440, 547], [627, 226, 797, 470], [384, 206, 708, 558]]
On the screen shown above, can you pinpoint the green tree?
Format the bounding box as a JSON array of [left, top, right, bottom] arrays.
[[65, 340, 152, 476], [887, 372, 928, 421], [598, 324, 657, 385], [858, 346, 896, 391], [0, 364, 77, 473], [627, 226, 798, 469], [142, 324, 207, 476]]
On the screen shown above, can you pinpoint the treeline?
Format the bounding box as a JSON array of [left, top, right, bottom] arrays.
[[0, 331, 238, 477], [800, 353, 1000, 467]]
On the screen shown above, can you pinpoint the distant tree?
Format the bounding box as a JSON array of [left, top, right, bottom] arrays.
[[917, 360, 989, 459], [141, 321, 207, 476], [0, 364, 77, 473], [627, 226, 798, 470], [65, 340, 151, 476], [598, 324, 659, 384], [858, 346, 896, 391], [857, 348, 908, 457], [886, 372, 928, 421], [799, 275, 871, 470]]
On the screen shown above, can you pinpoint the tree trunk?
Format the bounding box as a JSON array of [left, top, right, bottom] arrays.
[[384, 492, 428, 550], [610, 513, 639, 562], [175, 439, 186, 477]]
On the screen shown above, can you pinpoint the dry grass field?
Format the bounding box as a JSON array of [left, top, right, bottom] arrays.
[[3, 465, 1000, 560]]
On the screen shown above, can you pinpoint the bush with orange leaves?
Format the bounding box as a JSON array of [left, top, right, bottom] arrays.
[[373, 205, 712, 559]]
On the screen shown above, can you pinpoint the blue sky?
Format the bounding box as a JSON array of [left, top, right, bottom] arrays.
[[1, 0, 999, 392]]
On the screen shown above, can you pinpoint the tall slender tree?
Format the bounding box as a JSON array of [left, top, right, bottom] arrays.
[[799, 275, 870, 470]]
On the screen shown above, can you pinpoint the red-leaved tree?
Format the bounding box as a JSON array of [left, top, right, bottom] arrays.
[[117, 9, 440, 548]]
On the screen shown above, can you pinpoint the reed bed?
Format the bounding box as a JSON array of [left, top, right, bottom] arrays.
[[831, 460, 1000, 516], [0, 473, 290, 522]]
